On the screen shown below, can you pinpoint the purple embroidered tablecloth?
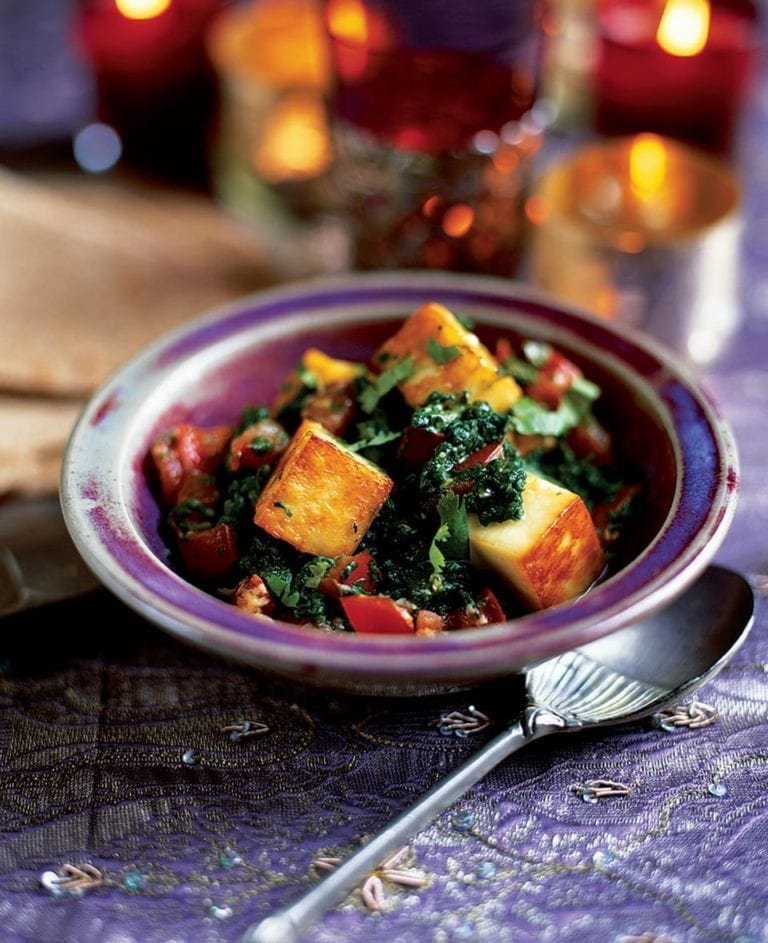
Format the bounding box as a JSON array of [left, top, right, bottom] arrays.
[[2, 7, 768, 943]]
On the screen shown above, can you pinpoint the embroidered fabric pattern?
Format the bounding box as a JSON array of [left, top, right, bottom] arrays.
[[0, 569, 766, 943]]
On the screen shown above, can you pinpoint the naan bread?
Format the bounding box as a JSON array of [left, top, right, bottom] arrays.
[[0, 168, 319, 396], [0, 395, 84, 496], [0, 167, 339, 495]]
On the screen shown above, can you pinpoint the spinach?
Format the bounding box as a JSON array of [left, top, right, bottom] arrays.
[[524, 443, 623, 510], [458, 442, 527, 526], [420, 401, 509, 501], [410, 392, 466, 435], [219, 470, 272, 528], [239, 532, 336, 627]]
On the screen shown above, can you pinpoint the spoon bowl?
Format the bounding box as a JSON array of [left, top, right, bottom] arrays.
[[242, 564, 755, 943], [532, 562, 756, 726]]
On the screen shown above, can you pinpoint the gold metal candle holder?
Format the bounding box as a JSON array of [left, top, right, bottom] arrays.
[[524, 133, 742, 364]]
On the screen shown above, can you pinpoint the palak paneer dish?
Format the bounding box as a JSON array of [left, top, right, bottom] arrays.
[[147, 302, 640, 635]]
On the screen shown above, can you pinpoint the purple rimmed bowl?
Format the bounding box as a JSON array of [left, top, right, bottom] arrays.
[[60, 271, 738, 695]]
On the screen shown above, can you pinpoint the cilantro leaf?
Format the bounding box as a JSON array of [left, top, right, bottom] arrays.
[[303, 557, 333, 589], [263, 572, 301, 609], [346, 429, 402, 452], [511, 388, 596, 438], [426, 337, 461, 365], [436, 491, 469, 560], [358, 356, 415, 414], [429, 491, 469, 582]]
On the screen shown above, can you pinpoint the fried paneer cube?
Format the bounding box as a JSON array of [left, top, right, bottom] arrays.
[[373, 302, 522, 410], [468, 471, 605, 610], [253, 419, 392, 557]]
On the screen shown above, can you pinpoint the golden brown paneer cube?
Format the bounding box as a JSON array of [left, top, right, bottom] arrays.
[[253, 419, 392, 557], [468, 471, 605, 610], [373, 302, 522, 410], [272, 348, 365, 416]]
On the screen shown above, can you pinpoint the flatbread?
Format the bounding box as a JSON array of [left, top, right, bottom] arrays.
[[0, 394, 84, 496], [0, 168, 321, 396], [0, 167, 344, 496]]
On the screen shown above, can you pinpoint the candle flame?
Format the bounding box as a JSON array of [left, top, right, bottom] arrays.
[[656, 0, 710, 57], [325, 0, 394, 79], [629, 134, 668, 201], [115, 0, 171, 19], [326, 0, 368, 43]]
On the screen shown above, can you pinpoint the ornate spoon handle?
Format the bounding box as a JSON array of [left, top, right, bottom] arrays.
[[241, 709, 566, 943]]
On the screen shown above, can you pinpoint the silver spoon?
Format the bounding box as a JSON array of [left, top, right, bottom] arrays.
[[242, 564, 756, 943]]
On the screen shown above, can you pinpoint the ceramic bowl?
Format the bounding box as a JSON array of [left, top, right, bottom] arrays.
[[60, 272, 739, 695]]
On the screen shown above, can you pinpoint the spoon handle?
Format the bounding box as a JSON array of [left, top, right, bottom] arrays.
[[240, 708, 565, 943]]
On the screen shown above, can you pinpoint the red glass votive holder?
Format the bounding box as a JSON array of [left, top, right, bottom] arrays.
[[74, 0, 225, 184], [593, 0, 761, 157], [320, 0, 546, 274]]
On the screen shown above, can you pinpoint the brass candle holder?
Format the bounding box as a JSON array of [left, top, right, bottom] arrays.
[[524, 133, 742, 364]]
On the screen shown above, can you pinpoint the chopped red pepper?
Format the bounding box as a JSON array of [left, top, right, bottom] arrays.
[[397, 426, 445, 467], [341, 595, 415, 635], [178, 523, 239, 578], [527, 350, 583, 409], [320, 550, 377, 598], [149, 423, 230, 506], [229, 418, 289, 472], [445, 587, 507, 629]]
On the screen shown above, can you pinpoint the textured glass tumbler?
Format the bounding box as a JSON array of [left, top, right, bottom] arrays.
[[322, 0, 545, 274]]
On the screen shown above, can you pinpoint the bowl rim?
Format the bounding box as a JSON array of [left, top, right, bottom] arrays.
[[60, 270, 740, 686]]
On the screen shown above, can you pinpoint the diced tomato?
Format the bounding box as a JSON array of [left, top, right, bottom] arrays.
[[176, 470, 220, 508], [170, 471, 221, 532], [229, 418, 289, 472], [232, 574, 276, 616], [566, 416, 615, 466], [445, 587, 507, 629], [591, 484, 642, 548], [450, 440, 504, 495], [149, 423, 230, 506], [178, 523, 239, 578], [527, 350, 583, 409], [397, 426, 445, 467], [494, 337, 514, 363], [477, 587, 506, 624], [149, 438, 184, 507], [301, 383, 357, 437], [320, 550, 377, 598], [455, 441, 504, 471], [341, 595, 415, 635]]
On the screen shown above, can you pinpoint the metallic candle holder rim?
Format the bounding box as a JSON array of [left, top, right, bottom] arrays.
[[524, 133, 743, 365], [530, 134, 741, 250]]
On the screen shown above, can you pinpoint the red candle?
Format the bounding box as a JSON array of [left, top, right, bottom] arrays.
[[594, 0, 760, 156], [73, 0, 225, 183], [76, 0, 224, 95]]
